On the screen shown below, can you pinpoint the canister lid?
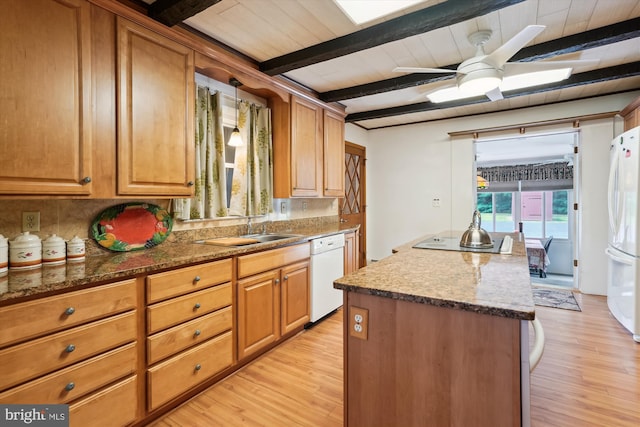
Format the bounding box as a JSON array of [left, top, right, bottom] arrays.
[[10, 232, 41, 245], [68, 236, 84, 245], [0, 234, 7, 245], [43, 234, 65, 245]]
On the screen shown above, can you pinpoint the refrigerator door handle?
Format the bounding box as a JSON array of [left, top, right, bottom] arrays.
[[605, 247, 634, 266], [607, 148, 621, 235]]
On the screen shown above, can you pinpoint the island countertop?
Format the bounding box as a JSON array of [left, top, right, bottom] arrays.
[[334, 231, 535, 320]]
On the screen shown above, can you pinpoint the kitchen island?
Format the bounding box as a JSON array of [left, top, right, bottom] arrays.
[[334, 231, 535, 427]]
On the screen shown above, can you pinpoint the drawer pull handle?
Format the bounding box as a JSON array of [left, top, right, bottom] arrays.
[[194, 276, 201, 282], [194, 303, 201, 309], [194, 329, 201, 337], [195, 364, 202, 371], [65, 382, 75, 391], [64, 307, 75, 316], [65, 344, 76, 353]]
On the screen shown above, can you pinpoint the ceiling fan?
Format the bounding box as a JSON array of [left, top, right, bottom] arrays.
[[394, 25, 595, 103]]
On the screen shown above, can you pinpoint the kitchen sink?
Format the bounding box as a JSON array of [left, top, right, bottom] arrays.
[[239, 233, 303, 243], [195, 233, 303, 246]]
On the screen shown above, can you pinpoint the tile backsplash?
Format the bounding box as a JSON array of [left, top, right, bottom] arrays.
[[0, 197, 338, 247]]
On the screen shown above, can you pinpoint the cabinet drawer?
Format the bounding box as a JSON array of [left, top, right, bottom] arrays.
[[147, 306, 232, 364], [148, 331, 232, 410], [147, 259, 232, 303], [0, 343, 136, 404], [0, 311, 136, 391], [0, 278, 136, 348], [238, 243, 310, 278], [69, 375, 138, 427], [147, 283, 231, 334]]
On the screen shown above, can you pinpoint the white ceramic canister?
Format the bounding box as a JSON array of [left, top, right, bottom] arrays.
[[66, 236, 85, 262], [42, 234, 66, 265], [0, 234, 8, 273], [9, 232, 42, 270]]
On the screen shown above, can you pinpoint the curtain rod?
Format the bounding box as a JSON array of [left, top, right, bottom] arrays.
[[448, 111, 618, 138]]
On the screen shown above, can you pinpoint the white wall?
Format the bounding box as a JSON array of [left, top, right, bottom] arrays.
[[352, 91, 639, 294]]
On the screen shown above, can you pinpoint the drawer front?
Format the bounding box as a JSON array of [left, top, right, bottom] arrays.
[[238, 243, 310, 278], [147, 283, 231, 334], [0, 278, 136, 348], [148, 331, 232, 410], [0, 311, 136, 391], [0, 343, 136, 404], [147, 306, 232, 364], [69, 375, 138, 427], [147, 258, 233, 303]]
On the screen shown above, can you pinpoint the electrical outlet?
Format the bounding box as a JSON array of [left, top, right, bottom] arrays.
[[22, 211, 40, 232], [349, 306, 369, 340], [280, 201, 287, 214], [432, 198, 441, 207], [302, 202, 308, 211]]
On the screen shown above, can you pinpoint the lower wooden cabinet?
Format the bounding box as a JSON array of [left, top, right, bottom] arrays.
[[69, 375, 138, 427], [343, 230, 360, 275], [147, 331, 232, 410], [237, 244, 311, 359]]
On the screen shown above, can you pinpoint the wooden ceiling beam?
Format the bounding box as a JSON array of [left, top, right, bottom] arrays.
[[259, 0, 525, 76], [148, 0, 221, 27], [344, 62, 640, 123], [322, 17, 640, 103]]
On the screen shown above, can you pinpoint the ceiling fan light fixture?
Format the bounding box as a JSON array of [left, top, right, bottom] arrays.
[[457, 68, 502, 94]]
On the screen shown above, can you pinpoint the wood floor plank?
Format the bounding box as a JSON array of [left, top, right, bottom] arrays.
[[151, 295, 640, 427]]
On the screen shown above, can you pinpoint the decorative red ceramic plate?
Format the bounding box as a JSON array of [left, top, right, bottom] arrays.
[[91, 203, 172, 251]]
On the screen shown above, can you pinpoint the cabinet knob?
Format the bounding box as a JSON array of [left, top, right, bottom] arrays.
[[194, 364, 202, 371], [64, 382, 75, 391], [64, 307, 75, 316], [194, 329, 201, 337], [274, 279, 280, 284], [193, 276, 201, 283], [283, 275, 288, 280], [187, 181, 194, 186], [194, 303, 201, 309], [81, 176, 92, 184], [65, 344, 76, 353]]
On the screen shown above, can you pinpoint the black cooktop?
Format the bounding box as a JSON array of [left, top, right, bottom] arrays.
[[413, 236, 503, 254]]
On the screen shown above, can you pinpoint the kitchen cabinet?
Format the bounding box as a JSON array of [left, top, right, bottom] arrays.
[[0, 0, 93, 195], [621, 95, 640, 130], [116, 17, 195, 197], [343, 230, 360, 275], [0, 278, 138, 426], [323, 109, 346, 197], [272, 95, 346, 198], [145, 259, 233, 410], [237, 243, 311, 359]]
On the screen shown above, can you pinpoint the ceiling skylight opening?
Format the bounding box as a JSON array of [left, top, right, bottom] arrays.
[[334, 0, 426, 25]]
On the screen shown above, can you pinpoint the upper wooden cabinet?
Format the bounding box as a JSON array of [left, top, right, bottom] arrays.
[[323, 110, 346, 197], [0, 0, 93, 195], [621, 96, 640, 131], [273, 95, 346, 198], [116, 18, 195, 196]]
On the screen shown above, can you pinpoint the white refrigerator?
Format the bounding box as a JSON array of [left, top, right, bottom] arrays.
[[606, 126, 640, 342]]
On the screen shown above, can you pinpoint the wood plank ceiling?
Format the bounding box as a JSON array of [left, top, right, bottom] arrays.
[[139, 0, 640, 130]]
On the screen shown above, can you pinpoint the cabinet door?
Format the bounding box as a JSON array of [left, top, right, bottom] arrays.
[[343, 232, 357, 275], [280, 261, 310, 334], [117, 18, 195, 196], [323, 110, 345, 197], [290, 96, 322, 197], [237, 270, 280, 359], [0, 0, 92, 195]]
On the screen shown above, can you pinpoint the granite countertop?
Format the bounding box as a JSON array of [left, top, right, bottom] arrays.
[[0, 223, 359, 305], [334, 231, 535, 320]]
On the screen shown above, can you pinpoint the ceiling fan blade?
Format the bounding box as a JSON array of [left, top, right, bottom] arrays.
[[393, 67, 457, 74], [485, 87, 503, 101], [503, 59, 599, 76], [486, 25, 546, 67]]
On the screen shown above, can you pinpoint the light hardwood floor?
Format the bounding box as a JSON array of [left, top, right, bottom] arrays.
[[151, 294, 639, 427]]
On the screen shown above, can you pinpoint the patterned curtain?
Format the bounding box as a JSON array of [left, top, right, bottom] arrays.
[[227, 100, 274, 217], [174, 86, 227, 219], [478, 162, 573, 182]]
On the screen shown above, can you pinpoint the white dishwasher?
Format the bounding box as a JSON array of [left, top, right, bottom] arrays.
[[309, 233, 345, 323]]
